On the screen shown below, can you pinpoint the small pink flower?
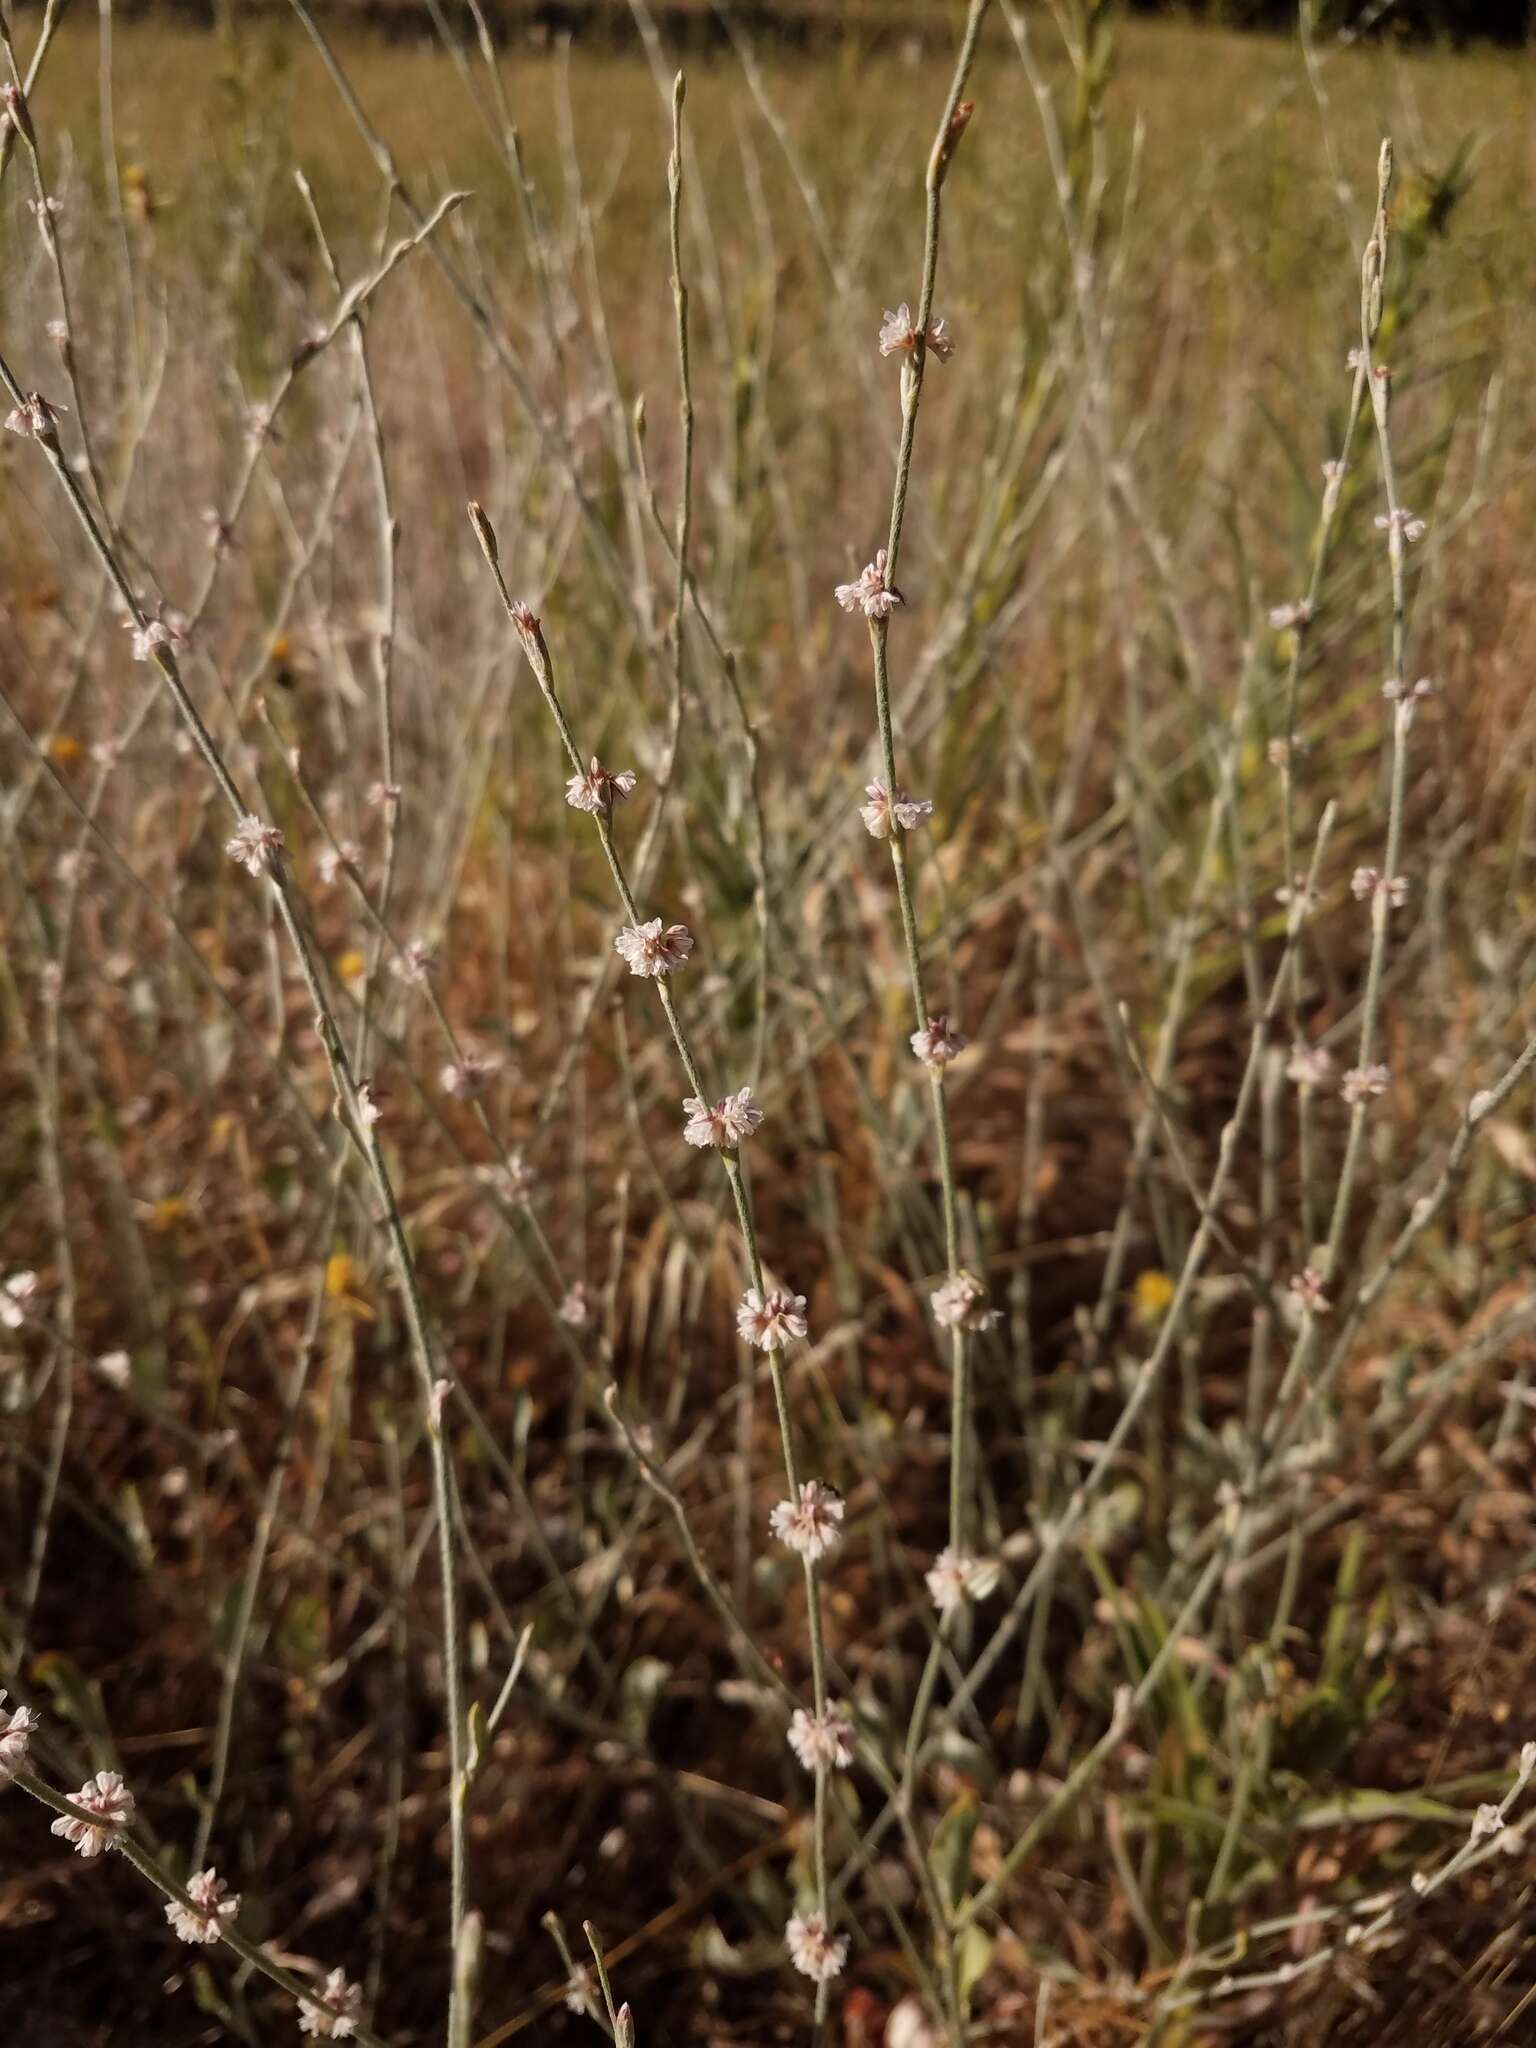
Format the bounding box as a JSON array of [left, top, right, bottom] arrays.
[[737, 1286, 807, 1352], [51, 1771, 135, 1857], [926, 1547, 1000, 1616], [441, 1051, 500, 1101], [1468, 1801, 1505, 1844], [860, 780, 933, 839], [299, 1967, 364, 2039], [479, 1155, 536, 1203], [769, 1481, 844, 1562], [1286, 1044, 1334, 1092], [0, 1691, 39, 1782], [1288, 1267, 1330, 1317], [683, 1087, 763, 1148], [509, 600, 541, 639], [1382, 675, 1434, 705], [1275, 875, 1316, 912], [393, 937, 439, 986], [787, 1703, 856, 1773], [1341, 1062, 1390, 1106], [785, 1911, 848, 1984], [563, 1964, 597, 2016], [1375, 508, 1425, 544], [355, 1080, 385, 1129], [1267, 600, 1312, 632], [1350, 867, 1410, 908], [911, 1016, 968, 1070], [224, 814, 285, 876], [835, 547, 903, 621], [0, 1270, 38, 1330], [367, 781, 402, 812], [614, 918, 694, 978], [559, 1282, 595, 1330], [4, 390, 66, 441], [930, 1272, 998, 1331], [565, 757, 638, 814], [877, 302, 955, 362], [126, 613, 185, 663], [165, 1867, 240, 1944], [317, 841, 361, 886]]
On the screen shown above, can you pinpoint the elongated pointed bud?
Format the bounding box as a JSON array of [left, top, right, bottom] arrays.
[[467, 500, 498, 568], [616, 2003, 635, 2047], [452, 1910, 484, 2048], [2, 82, 35, 150], [930, 98, 974, 189]]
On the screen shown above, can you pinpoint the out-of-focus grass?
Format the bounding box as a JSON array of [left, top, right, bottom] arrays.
[[3, 6, 1536, 2046]]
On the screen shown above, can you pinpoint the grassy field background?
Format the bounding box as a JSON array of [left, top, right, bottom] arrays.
[[3, 3, 1536, 2044]]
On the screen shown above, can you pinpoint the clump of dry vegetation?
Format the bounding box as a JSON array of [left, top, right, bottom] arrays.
[[4, 3, 1536, 2044]]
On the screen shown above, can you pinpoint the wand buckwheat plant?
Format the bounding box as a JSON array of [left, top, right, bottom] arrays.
[[10, 5, 1536, 2045], [469, 500, 844, 2011], [842, 3, 993, 1784], [467, 74, 845, 2013]]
